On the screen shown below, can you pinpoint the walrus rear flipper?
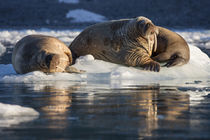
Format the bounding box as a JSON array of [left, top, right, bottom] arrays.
[[153, 53, 188, 67], [164, 54, 187, 67]]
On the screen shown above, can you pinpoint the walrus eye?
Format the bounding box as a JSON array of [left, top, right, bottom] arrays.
[[137, 20, 145, 29], [150, 31, 155, 35], [45, 54, 53, 68]]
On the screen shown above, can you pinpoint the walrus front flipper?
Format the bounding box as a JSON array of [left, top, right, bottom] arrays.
[[65, 66, 86, 74], [142, 60, 160, 72], [124, 48, 160, 72]]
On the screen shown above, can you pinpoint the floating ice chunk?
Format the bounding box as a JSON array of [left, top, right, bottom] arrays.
[[0, 43, 6, 56], [0, 103, 39, 127], [205, 41, 210, 49], [187, 91, 209, 106], [1, 70, 86, 83], [66, 9, 107, 23], [58, 0, 79, 4]]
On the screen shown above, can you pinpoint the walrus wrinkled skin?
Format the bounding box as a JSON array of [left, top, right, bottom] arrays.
[[12, 35, 83, 74], [70, 16, 160, 72], [152, 27, 190, 67]]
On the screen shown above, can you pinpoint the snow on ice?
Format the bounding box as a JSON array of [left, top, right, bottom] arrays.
[[66, 9, 107, 23], [0, 103, 39, 127]]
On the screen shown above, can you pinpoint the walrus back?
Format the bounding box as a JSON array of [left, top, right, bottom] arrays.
[[69, 20, 130, 63]]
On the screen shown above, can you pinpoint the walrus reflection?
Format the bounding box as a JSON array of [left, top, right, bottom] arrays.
[[41, 85, 81, 115], [125, 86, 189, 136]]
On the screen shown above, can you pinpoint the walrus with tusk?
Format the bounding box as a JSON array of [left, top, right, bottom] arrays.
[[69, 16, 160, 72]]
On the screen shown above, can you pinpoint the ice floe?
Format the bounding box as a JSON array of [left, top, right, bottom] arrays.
[[0, 103, 39, 127], [0, 29, 209, 86], [0, 45, 209, 86], [66, 9, 107, 23]]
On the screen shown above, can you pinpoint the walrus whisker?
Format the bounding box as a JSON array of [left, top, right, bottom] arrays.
[[56, 65, 65, 72], [59, 58, 69, 62]]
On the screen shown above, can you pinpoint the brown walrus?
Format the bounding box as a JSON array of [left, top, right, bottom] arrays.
[[152, 27, 190, 67], [12, 35, 83, 74], [70, 16, 160, 72]]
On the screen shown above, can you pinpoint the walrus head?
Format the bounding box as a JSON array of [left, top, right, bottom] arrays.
[[36, 51, 71, 73], [135, 17, 159, 55]]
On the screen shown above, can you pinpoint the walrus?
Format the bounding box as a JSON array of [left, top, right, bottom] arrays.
[[12, 35, 83, 74], [152, 27, 190, 67], [70, 16, 160, 72]]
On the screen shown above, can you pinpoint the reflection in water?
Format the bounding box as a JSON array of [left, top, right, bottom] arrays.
[[36, 84, 190, 137], [0, 83, 198, 139], [37, 84, 81, 129], [41, 87, 72, 114]]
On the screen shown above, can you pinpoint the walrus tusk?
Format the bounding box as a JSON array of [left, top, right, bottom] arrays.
[[153, 33, 157, 52]]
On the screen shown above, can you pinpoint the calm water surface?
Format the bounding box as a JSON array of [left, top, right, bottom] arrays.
[[0, 81, 210, 139]]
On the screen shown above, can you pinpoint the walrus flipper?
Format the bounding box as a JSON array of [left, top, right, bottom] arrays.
[[124, 48, 160, 72], [153, 53, 188, 67], [65, 66, 86, 74], [164, 54, 187, 67], [142, 60, 160, 72]]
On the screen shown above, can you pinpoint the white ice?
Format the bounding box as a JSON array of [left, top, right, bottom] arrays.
[[58, 0, 79, 4], [0, 43, 6, 56], [175, 29, 210, 49], [0, 103, 39, 127], [66, 9, 107, 23]]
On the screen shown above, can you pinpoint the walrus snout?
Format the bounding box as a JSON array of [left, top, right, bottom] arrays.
[[47, 54, 70, 72], [142, 22, 158, 38]]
